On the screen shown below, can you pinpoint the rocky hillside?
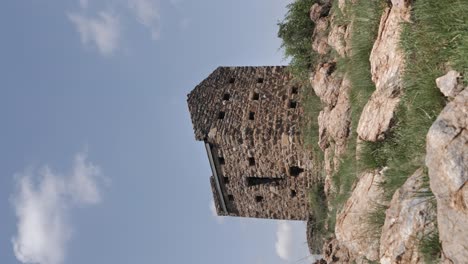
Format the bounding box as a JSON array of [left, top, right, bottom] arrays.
[[292, 0, 468, 263]]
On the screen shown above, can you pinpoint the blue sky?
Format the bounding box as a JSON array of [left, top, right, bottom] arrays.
[[0, 1, 314, 263]]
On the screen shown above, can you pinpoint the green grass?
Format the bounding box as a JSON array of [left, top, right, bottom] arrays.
[[307, 183, 329, 253], [334, 0, 467, 240], [278, 0, 319, 82], [302, 83, 324, 161], [286, 0, 467, 255], [329, 0, 384, 213], [419, 229, 442, 264], [365, 202, 387, 239], [377, 0, 468, 200]]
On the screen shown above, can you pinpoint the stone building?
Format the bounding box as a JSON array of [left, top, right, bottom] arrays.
[[187, 66, 314, 220]]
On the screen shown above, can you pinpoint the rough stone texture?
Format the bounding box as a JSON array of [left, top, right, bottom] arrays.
[[310, 0, 353, 200], [326, 75, 351, 153], [327, 24, 348, 58], [426, 89, 468, 263], [188, 66, 315, 220], [322, 238, 352, 264], [436, 70, 465, 98], [313, 18, 332, 55], [335, 171, 385, 261], [311, 62, 342, 107], [379, 168, 437, 264], [310, 2, 331, 23], [357, 0, 411, 142]]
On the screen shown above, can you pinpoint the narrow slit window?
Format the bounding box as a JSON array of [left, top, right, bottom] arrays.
[[289, 166, 304, 177], [291, 87, 298, 94], [223, 177, 229, 184], [248, 157, 255, 166], [218, 111, 225, 119], [251, 92, 260, 100], [255, 196, 263, 203], [249, 112, 255, 120], [289, 100, 297, 109], [257, 78, 264, 83], [228, 194, 234, 201], [246, 177, 282, 187], [229, 78, 235, 84], [223, 93, 230, 100], [218, 157, 225, 165]]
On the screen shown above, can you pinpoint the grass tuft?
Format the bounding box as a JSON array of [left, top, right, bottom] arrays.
[[419, 229, 442, 264], [329, 0, 384, 213], [278, 0, 319, 82], [307, 183, 329, 253]]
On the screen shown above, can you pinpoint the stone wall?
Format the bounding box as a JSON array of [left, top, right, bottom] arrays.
[[188, 66, 314, 220]]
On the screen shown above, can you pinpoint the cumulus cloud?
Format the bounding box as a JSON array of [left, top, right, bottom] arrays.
[[11, 152, 105, 264], [209, 199, 224, 224], [68, 11, 120, 55], [275, 221, 293, 261], [128, 0, 161, 40]]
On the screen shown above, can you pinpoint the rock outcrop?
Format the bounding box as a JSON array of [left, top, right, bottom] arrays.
[[335, 171, 385, 261], [309, 0, 353, 198], [426, 88, 468, 263], [357, 0, 411, 142], [379, 168, 437, 264], [436, 70, 465, 98], [322, 238, 352, 264]]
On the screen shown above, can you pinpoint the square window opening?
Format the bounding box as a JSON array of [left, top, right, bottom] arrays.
[[218, 157, 225, 165], [291, 87, 299, 94], [218, 111, 225, 119], [223, 93, 230, 100], [289, 100, 297, 109], [255, 196, 263, 203], [290, 190, 297, 198], [229, 78, 235, 84], [251, 92, 260, 100], [257, 78, 264, 83], [228, 194, 234, 201], [248, 157, 255, 166]]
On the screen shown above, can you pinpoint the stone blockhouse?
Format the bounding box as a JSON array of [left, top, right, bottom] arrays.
[[187, 66, 314, 220]]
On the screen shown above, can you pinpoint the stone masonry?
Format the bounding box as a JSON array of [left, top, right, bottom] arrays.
[[187, 66, 314, 220]]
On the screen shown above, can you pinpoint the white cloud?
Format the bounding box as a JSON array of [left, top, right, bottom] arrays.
[[275, 221, 293, 261], [128, 0, 161, 40], [11, 152, 105, 264], [68, 11, 120, 56], [209, 199, 224, 224]]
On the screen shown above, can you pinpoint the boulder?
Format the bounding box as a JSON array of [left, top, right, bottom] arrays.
[[335, 171, 385, 261], [426, 89, 468, 263], [313, 18, 331, 55], [310, 2, 331, 23], [310, 62, 342, 107], [379, 168, 437, 264], [357, 1, 411, 141], [322, 238, 352, 264], [435, 70, 464, 98], [328, 24, 348, 57]]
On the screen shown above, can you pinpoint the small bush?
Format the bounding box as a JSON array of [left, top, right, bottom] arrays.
[[307, 183, 329, 252], [278, 0, 318, 81]]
